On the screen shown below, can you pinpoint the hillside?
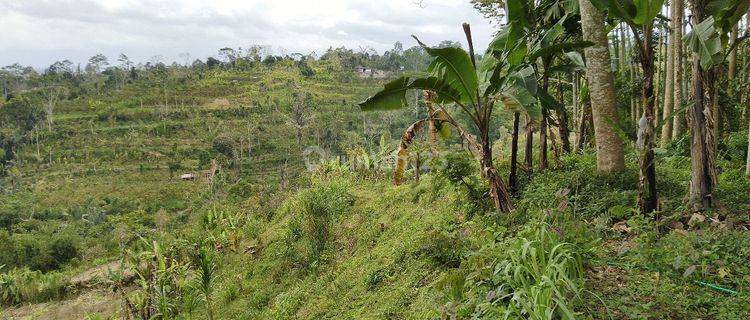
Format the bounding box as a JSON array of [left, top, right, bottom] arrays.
[[2, 58, 749, 317], [0, 60, 421, 318], [2, 6, 750, 318]]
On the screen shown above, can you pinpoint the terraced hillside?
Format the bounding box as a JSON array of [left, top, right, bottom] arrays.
[[0, 60, 419, 316]]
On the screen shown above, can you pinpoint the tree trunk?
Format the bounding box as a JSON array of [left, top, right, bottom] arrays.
[[557, 78, 572, 153], [636, 24, 659, 214], [425, 91, 439, 159], [509, 112, 520, 191], [524, 117, 534, 173], [688, 0, 716, 211], [654, 25, 664, 128], [619, 24, 628, 72], [539, 74, 549, 171], [480, 129, 513, 213], [414, 152, 420, 182], [661, 1, 676, 146], [729, 24, 738, 80], [673, 3, 686, 139], [746, 118, 750, 176], [580, 0, 626, 173], [548, 121, 562, 168], [573, 73, 581, 151], [578, 96, 595, 151]]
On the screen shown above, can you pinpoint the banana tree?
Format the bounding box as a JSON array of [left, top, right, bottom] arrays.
[[505, 0, 590, 171], [683, 0, 750, 210], [483, 20, 538, 191], [594, 0, 664, 214], [358, 24, 538, 213], [528, 15, 589, 169]]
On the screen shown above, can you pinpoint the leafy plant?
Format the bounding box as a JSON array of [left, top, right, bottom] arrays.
[[197, 246, 217, 320], [359, 24, 541, 212]]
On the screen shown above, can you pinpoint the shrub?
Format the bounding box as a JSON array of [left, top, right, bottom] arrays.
[[435, 152, 491, 217], [212, 136, 235, 158], [0, 266, 69, 306], [48, 234, 80, 270], [519, 154, 638, 220], [287, 181, 354, 266], [420, 230, 467, 268]]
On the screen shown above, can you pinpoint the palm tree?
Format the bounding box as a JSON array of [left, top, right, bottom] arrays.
[[672, 0, 685, 140], [579, 0, 626, 173]]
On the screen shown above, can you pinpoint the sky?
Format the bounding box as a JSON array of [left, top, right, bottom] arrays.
[[0, 0, 497, 69]]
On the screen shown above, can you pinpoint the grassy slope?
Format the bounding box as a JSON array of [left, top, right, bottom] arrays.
[[0, 62, 396, 317], [218, 179, 454, 319]]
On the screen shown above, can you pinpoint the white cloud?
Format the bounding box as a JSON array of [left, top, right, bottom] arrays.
[[0, 0, 495, 68]]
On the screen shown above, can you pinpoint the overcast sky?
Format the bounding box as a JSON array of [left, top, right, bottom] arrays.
[[0, 0, 496, 69]]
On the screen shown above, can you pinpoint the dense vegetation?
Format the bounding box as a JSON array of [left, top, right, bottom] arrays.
[[1, 0, 750, 319]]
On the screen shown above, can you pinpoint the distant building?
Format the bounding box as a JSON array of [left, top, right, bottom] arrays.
[[354, 66, 389, 79]]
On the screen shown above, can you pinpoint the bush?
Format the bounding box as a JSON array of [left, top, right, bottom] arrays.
[[286, 181, 354, 266], [519, 153, 638, 220], [716, 169, 750, 217], [49, 234, 80, 270], [213, 136, 235, 158], [0, 266, 69, 306], [420, 230, 467, 268], [435, 152, 491, 217]]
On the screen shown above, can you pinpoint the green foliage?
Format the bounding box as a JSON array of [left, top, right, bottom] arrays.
[[441, 221, 591, 319], [212, 135, 235, 158], [358, 76, 460, 111], [415, 36, 479, 106], [0, 266, 68, 306], [197, 246, 217, 320], [420, 230, 468, 268], [435, 152, 492, 217], [518, 154, 638, 220], [285, 181, 354, 267], [594, 0, 665, 26], [684, 16, 724, 69], [436, 152, 476, 184], [0, 231, 82, 272]]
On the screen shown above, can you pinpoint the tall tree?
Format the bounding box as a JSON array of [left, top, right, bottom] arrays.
[[661, 1, 676, 145], [595, 0, 665, 213], [683, 0, 750, 210], [672, 0, 685, 139], [579, 0, 626, 173]]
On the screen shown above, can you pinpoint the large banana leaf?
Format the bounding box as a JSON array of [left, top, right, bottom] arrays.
[[632, 0, 664, 25], [538, 88, 564, 114], [597, 0, 664, 26], [528, 41, 593, 62], [594, 0, 637, 25], [539, 17, 566, 47], [684, 16, 723, 70], [706, 0, 750, 33], [414, 36, 479, 106], [499, 67, 541, 123], [487, 22, 527, 68], [506, 0, 533, 29], [358, 76, 461, 111], [564, 51, 585, 69]]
